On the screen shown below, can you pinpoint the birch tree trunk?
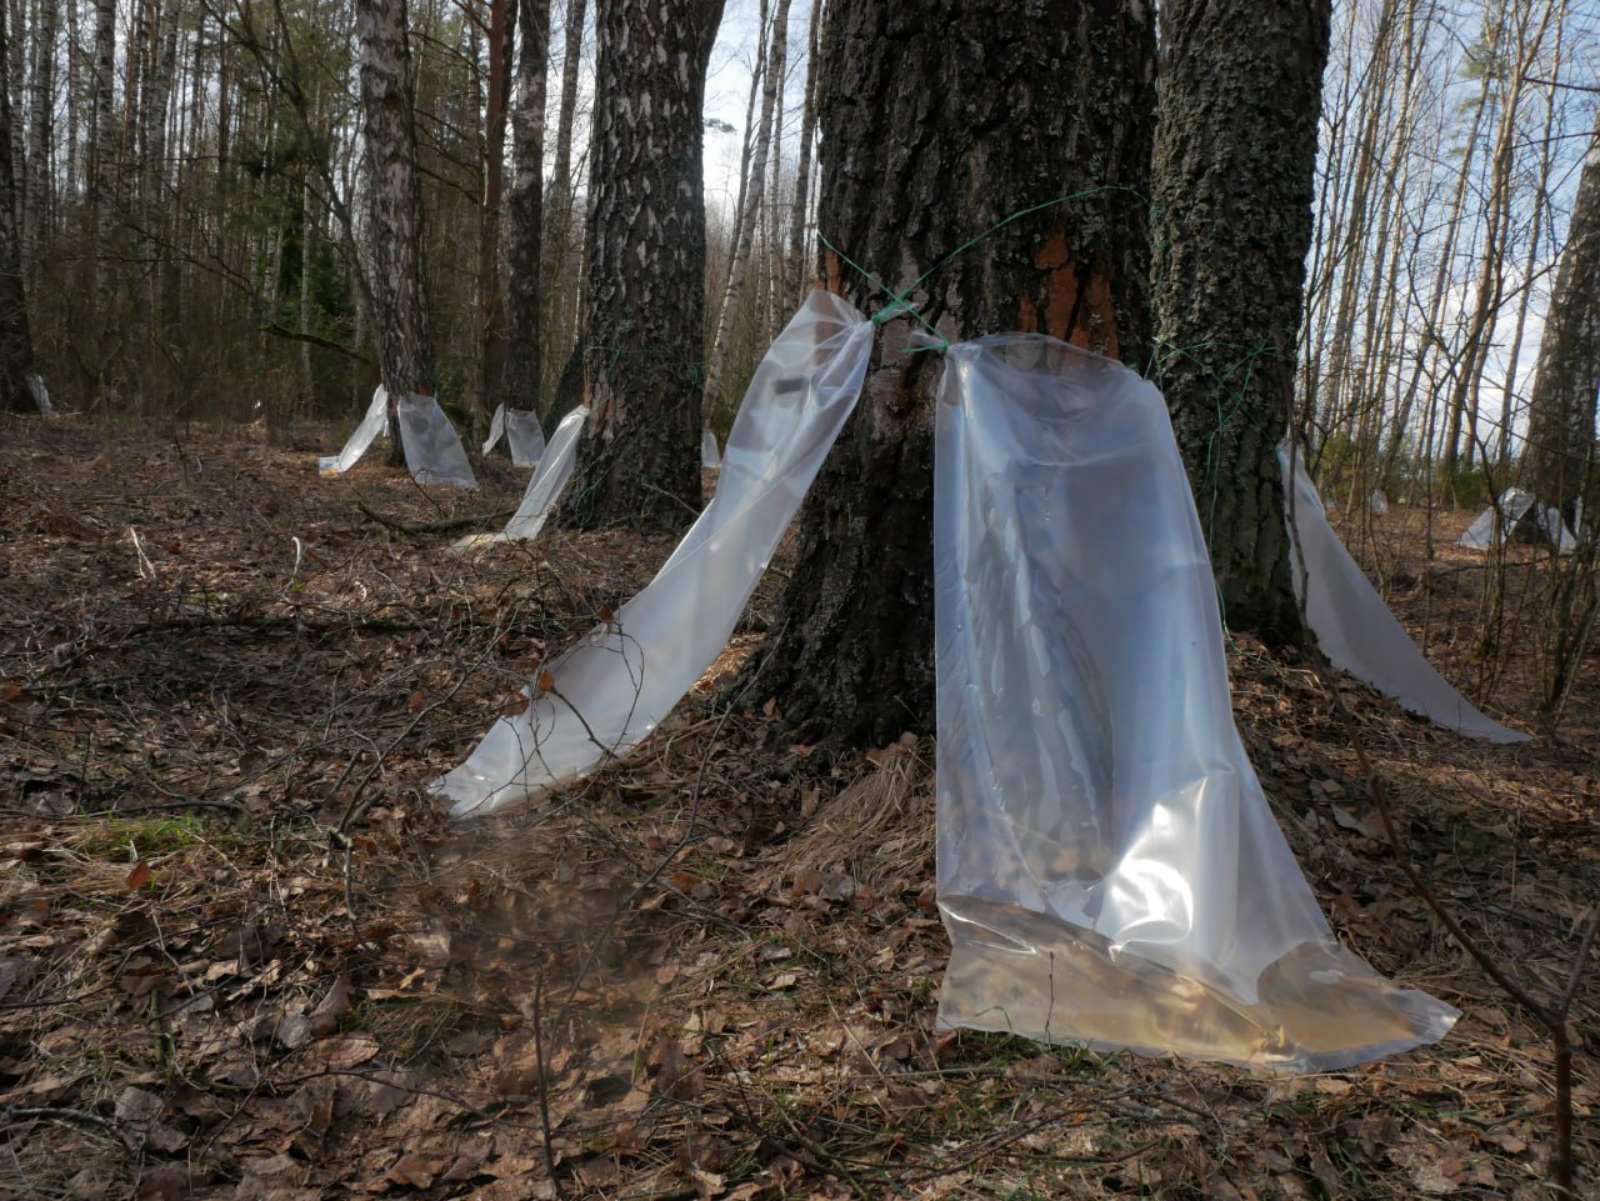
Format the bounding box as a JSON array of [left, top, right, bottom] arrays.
[[501, 0, 548, 414], [701, 0, 789, 413], [0, 0, 37, 412], [1152, 0, 1333, 640], [354, 0, 435, 461], [784, 0, 819, 304], [747, 0, 1155, 742], [560, 0, 726, 530]]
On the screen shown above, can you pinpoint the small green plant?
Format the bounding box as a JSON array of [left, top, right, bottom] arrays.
[[79, 815, 203, 861]]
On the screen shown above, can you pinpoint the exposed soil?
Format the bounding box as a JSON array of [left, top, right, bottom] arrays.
[[0, 413, 1595, 1201]]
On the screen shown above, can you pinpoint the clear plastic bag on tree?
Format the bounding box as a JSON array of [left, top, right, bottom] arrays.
[[1369, 489, 1388, 515], [434, 291, 873, 815], [483, 404, 548, 467], [397, 395, 478, 489], [319, 386, 390, 476], [1280, 448, 1525, 743], [455, 406, 589, 552], [27, 372, 53, 415], [702, 429, 722, 468], [933, 336, 1458, 1071], [1459, 487, 1576, 554]]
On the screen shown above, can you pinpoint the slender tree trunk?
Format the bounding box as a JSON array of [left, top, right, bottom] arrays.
[[5, 0, 22, 236], [65, 0, 80, 205], [354, 0, 435, 462], [784, 0, 819, 303], [542, 0, 586, 395], [1153, 0, 1333, 640], [702, 0, 789, 412], [24, 0, 53, 269], [501, 0, 548, 413], [88, 0, 116, 340], [560, 0, 726, 530], [477, 0, 513, 417], [0, 0, 36, 412], [748, 0, 1155, 743], [1526, 111, 1600, 525]]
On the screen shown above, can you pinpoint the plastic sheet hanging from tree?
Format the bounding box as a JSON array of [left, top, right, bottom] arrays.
[[454, 406, 590, 552], [27, 373, 53, 415], [483, 403, 548, 467], [319, 386, 390, 477], [1279, 448, 1525, 743], [433, 291, 873, 815], [933, 336, 1458, 1071], [1458, 487, 1577, 555], [702, 429, 722, 468], [395, 395, 478, 488]]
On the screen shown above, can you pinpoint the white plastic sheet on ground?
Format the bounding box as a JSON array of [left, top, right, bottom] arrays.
[[1458, 488, 1577, 555], [934, 336, 1458, 1071], [454, 406, 589, 552], [397, 395, 478, 488], [702, 429, 722, 468], [483, 403, 548, 466], [319, 386, 390, 477], [1280, 449, 1526, 744], [434, 291, 873, 815]]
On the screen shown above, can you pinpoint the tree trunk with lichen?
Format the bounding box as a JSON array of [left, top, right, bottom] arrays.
[[746, 0, 1156, 745], [500, 0, 549, 417], [355, 0, 434, 464], [559, 0, 725, 530], [1526, 114, 1600, 529], [1151, 0, 1331, 642]]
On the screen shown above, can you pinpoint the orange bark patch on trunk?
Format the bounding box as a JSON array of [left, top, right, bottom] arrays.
[[823, 250, 844, 297], [1034, 231, 1081, 342], [1070, 272, 1119, 359]]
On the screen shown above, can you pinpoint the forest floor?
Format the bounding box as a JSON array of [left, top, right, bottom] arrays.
[[0, 413, 1596, 1201]]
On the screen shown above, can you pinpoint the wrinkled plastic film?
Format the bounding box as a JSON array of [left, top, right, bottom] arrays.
[[319, 386, 389, 476], [933, 337, 1457, 1071], [702, 429, 722, 468], [434, 292, 873, 815], [1369, 490, 1388, 515], [455, 406, 590, 552], [397, 395, 478, 489], [1281, 450, 1526, 743], [1459, 488, 1576, 554], [27, 372, 53, 415], [484, 404, 548, 466]]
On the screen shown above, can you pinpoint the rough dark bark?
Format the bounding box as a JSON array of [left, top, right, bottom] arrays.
[[500, 0, 549, 414], [748, 0, 1157, 745], [354, 0, 434, 461], [0, 0, 34, 412], [1526, 115, 1600, 528], [1151, 0, 1332, 642], [477, 0, 514, 416], [24, 0, 53, 268], [560, 0, 726, 530]]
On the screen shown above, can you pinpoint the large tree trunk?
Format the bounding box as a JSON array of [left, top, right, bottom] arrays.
[[748, 0, 1156, 744], [1526, 112, 1600, 527], [476, 0, 513, 417], [560, 0, 726, 530], [702, 0, 789, 413], [500, 0, 548, 414], [1151, 0, 1332, 642], [354, 0, 434, 461], [24, 0, 53, 269], [0, 0, 36, 412]]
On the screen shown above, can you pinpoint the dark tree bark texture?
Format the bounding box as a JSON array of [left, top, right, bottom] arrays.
[[0, 0, 35, 413], [561, 0, 726, 531], [1151, 0, 1332, 641], [749, 0, 1157, 745], [1526, 115, 1600, 528]]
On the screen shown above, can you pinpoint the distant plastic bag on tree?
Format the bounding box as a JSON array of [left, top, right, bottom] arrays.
[[27, 373, 53, 415], [1458, 488, 1576, 554], [483, 403, 548, 467], [319, 386, 390, 477], [1369, 489, 1388, 515], [454, 406, 589, 552], [1280, 448, 1525, 743], [934, 337, 1458, 1071], [433, 291, 873, 815], [702, 429, 722, 468]]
